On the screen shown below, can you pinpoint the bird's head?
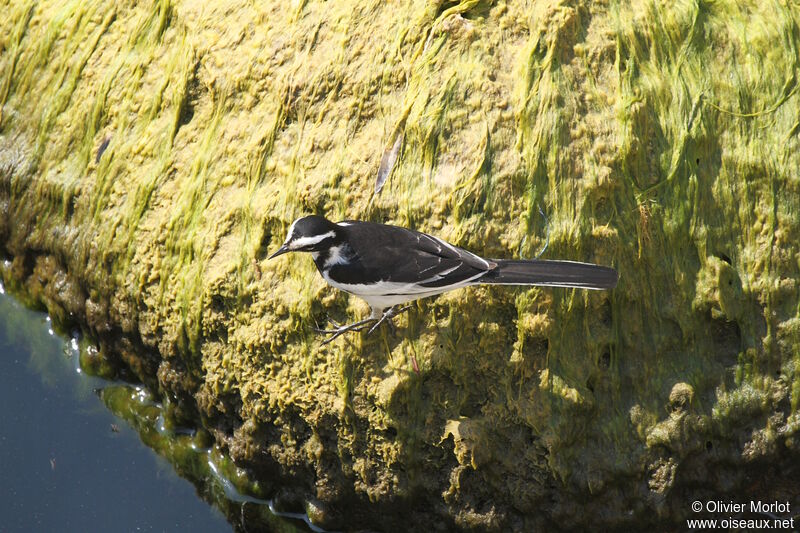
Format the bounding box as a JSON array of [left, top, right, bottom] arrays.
[[269, 215, 341, 259]]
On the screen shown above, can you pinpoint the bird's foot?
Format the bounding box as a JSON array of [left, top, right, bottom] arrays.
[[314, 305, 413, 344], [313, 317, 377, 345], [313, 305, 412, 345], [367, 305, 414, 335]]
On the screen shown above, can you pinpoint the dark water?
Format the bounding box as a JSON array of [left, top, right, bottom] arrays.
[[0, 285, 234, 532]]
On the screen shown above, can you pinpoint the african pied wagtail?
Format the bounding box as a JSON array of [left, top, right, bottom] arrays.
[[269, 215, 618, 343]]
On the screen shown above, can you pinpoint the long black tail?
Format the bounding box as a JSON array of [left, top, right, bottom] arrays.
[[481, 259, 618, 290]]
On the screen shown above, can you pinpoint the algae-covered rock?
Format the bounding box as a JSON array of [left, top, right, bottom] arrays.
[[1, 0, 799, 530]]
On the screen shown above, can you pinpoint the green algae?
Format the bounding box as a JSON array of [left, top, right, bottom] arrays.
[[1, 0, 800, 530], [100, 384, 309, 533]]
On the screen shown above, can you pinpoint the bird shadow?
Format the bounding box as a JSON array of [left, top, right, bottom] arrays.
[[324, 294, 512, 476]]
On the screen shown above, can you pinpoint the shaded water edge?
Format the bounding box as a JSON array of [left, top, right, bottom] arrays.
[[0, 264, 327, 533]]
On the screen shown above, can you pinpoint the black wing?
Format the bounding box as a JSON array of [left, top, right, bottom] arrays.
[[333, 221, 494, 288]]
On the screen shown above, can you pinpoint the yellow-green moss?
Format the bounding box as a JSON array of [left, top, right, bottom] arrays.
[[1, 0, 799, 530]]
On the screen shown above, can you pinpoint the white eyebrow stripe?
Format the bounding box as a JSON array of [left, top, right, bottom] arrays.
[[290, 231, 336, 249], [286, 219, 299, 238]]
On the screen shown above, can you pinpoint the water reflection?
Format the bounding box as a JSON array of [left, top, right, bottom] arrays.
[[0, 283, 315, 532]]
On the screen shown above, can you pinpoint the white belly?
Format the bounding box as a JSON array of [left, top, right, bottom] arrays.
[[321, 272, 474, 311]]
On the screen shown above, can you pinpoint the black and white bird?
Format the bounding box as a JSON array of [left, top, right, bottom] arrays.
[[269, 215, 618, 343]]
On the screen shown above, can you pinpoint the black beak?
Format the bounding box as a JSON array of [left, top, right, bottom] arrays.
[[268, 244, 290, 259]]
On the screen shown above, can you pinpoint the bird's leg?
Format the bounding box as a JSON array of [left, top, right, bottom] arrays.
[[314, 316, 379, 345], [367, 304, 413, 335], [314, 305, 414, 345], [393, 304, 414, 317], [314, 307, 385, 344]]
